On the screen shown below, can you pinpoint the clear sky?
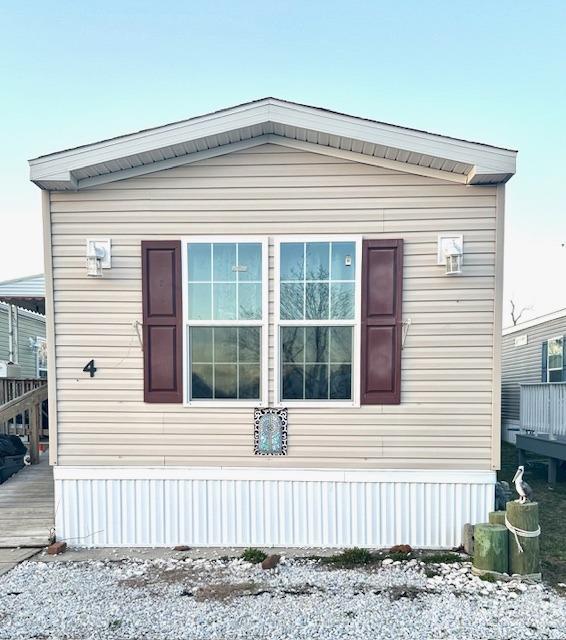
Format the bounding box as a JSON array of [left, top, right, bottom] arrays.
[[1, 0, 564, 325]]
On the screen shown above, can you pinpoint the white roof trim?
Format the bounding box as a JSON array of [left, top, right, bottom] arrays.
[[29, 97, 517, 191], [77, 135, 470, 189], [503, 308, 566, 336], [0, 273, 45, 297]]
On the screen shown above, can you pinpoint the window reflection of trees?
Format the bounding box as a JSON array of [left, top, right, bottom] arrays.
[[191, 326, 261, 400], [279, 270, 353, 401]]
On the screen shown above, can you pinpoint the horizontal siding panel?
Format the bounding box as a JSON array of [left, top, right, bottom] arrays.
[[58, 433, 489, 448], [50, 196, 497, 214], [54, 389, 491, 403], [56, 401, 492, 415], [52, 311, 495, 326], [51, 251, 495, 269], [56, 418, 490, 433], [50, 265, 495, 281], [54, 377, 492, 392], [50, 184, 495, 201], [53, 317, 494, 337], [131, 160, 399, 177], [57, 174, 462, 191], [51, 210, 397, 225], [50, 239, 495, 258], [55, 444, 489, 460], [53, 356, 494, 371], [52, 333, 494, 348], [50, 230, 497, 245], [50, 277, 494, 294], [53, 344, 494, 360], [57, 456, 492, 470]]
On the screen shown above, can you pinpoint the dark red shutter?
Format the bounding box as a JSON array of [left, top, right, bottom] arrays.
[[361, 239, 403, 405], [141, 241, 182, 403]]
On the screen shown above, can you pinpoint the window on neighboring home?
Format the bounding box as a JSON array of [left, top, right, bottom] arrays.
[[36, 337, 47, 379], [547, 336, 563, 382], [183, 238, 268, 405], [275, 238, 361, 405]]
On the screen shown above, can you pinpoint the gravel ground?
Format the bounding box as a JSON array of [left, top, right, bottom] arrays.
[[0, 555, 565, 639]]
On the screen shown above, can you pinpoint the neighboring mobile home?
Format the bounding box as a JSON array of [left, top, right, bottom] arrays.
[[29, 98, 516, 548], [0, 275, 47, 379], [502, 309, 566, 443], [0, 304, 46, 379]]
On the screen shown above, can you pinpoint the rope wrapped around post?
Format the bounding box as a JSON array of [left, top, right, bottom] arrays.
[[505, 514, 540, 553]]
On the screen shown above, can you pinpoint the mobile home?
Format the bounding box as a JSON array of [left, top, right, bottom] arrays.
[[0, 303, 46, 380], [502, 309, 566, 443], [0, 273, 46, 380], [30, 98, 516, 547]]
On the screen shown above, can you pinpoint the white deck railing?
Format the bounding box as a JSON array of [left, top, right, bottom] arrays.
[[520, 382, 566, 437]]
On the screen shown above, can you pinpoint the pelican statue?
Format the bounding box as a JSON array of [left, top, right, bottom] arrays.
[[512, 465, 534, 503]]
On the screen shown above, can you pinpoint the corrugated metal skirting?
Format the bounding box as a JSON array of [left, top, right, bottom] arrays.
[[54, 470, 495, 548]]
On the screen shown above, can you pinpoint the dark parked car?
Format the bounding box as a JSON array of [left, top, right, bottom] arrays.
[[0, 435, 26, 483]]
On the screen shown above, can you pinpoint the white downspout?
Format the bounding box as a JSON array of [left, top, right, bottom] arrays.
[[8, 304, 19, 363]]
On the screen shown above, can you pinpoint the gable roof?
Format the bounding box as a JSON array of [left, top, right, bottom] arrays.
[[29, 97, 517, 191]]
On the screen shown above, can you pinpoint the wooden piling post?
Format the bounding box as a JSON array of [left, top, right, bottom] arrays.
[[29, 402, 40, 465], [472, 524, 508, 575], [489, 511, 507, 526], [506, 501, 541, 579]]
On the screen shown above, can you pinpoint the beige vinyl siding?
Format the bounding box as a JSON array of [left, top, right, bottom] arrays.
[[48, 144, 497, 469], [502, 317, 566, 422]]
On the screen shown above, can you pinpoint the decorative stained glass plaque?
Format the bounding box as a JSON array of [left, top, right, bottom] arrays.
[[254, 408, 288, 455]]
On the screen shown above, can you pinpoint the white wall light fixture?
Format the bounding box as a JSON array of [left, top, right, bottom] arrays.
[[437, 234, 463, 276], [86, 238, 111, 277]]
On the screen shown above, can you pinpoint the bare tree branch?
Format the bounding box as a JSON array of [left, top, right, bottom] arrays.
[[510, 299, 533, 326]]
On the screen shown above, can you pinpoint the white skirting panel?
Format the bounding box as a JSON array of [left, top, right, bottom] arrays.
[[54, 467, 495, 548]]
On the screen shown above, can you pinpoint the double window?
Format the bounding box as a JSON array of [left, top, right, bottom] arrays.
[[183, 236, 360, 406]]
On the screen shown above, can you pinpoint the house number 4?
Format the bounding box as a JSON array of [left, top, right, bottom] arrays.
[[83, 359, 97, 378]]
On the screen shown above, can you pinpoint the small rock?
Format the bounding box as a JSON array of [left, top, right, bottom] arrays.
[[261, 554, 281, 570], [173, 545, 191, 552], [389, 544, 412, 554], [382, 558, 394, 566], [47, 541, 67, 555]]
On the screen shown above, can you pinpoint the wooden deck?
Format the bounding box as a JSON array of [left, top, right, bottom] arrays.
[[0, 454, 54, 547]]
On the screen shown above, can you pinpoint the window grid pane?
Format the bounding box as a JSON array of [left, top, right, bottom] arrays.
[[190, 326, 261, 401], [280, 241, 355, 321], [188, 242, 262, 321], [281, 326, 353, 401]]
